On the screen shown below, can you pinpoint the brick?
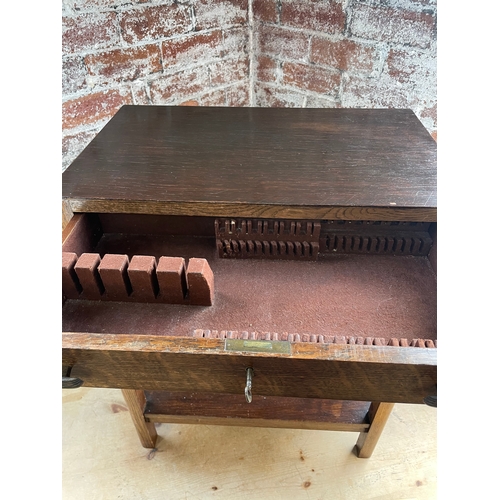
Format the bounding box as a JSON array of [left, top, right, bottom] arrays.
[[120, 4, 191, 45], [199, 89, 227, 106], [386, 48, 436, 85], [162, 30, 223, 69], [304, 95, 340, 108], [98, 254, 132, 300], [157, 257, 187, 304], [254, 83, 304, 107], [420, 103, 437, 123], [281, 0, 345, 34], [62, 12, 119, 55], [282, 62, 341, 94], [257, 25, 309, 61], [350, 4, 435, 49], [62, 129, 99, 170], [222, 27, 248, 57], [62, 56, 87, 94], [128, 255, 158, 301], [253, 0, 278, 23], [256, 55, 277, 83], [417, 102, 437, 135], [341, 75, 415, 109], [180, 100, 200, 106], [310, 38, 375, 72], [62, 88, 133, 130], [131, 82, 150, 105], [149, 67, 211, 103], [377, 0, 437, 9], [85, 45, 162, 84], [71, 0, 133, 10], [226, 82, 249, 106], [209, 58, 248, 86], [195, 0, 247, 30], [186, 258, 214, 306]]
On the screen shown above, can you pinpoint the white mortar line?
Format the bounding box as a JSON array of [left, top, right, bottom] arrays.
[[248, 0, 255, 107]]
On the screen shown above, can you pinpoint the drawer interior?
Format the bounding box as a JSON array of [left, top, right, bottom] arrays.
[[62, 213, 437, 346]]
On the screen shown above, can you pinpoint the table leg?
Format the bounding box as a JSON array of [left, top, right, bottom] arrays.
[[355, 402, 394, 458], [122, 389, 157, 448]]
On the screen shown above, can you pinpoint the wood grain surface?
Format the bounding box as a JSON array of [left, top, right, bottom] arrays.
[[63, 333, 437, 404], [143, 391, 371, 432], [62, 106, 437, 220]]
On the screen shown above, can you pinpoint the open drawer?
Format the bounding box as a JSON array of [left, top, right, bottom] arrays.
[[62, 211, 436, 404]]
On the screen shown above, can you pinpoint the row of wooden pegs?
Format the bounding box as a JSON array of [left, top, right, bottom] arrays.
[[62, 252, 214, 305]]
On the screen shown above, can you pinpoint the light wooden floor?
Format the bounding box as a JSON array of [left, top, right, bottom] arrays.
[[62, 388, 436, 499]]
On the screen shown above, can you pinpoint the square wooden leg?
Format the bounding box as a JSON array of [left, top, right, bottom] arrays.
[[122, 389, 157, 448], [355, 402, 394, 458]]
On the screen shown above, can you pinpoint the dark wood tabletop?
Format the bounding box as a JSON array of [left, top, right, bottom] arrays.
[[62, 106, 437, 221]]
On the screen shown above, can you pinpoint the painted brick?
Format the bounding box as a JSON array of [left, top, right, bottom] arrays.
[[131, 82, 150, 104], [62, 89, 133, 130], [162, 30, 224, 69], [257, 25, 309, 61], [62, 56, 87, 94], [209, 58, 248, 86], [282, 62, 341, 94], [386, 48, 436, 85], [222, 27, 248, 57], [420, 103, 437, 124], [372, 0, 437, 10], [195, 0, 247, 30], [304, 94, 340, 108], [62, 129, 98, 165], [61, 0, 437, 169], [227, 82, 250, 106], [281, 0, 345, 34], [199, 89, 228, 106], [120, 4, 191, 45], [310, 37, 375, 72], [417, 102, 437, 132], [350, 4, 435, 49], [256, 55, 278, 83], [62, 12, 119, 54], [253, 0, 278, 23], [71, 0, 134, 10], [149, 67, 211, 103], [85, 44, 162, 84], [255, 84, 304, 107], [341, 75, 415, 109]]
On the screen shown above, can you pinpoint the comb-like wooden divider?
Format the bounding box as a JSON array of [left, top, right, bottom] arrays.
[[62, 252, 213, 306], [319, 220, 433, 256], [192, 329, 436, 348], [215, 218, 321, 260]]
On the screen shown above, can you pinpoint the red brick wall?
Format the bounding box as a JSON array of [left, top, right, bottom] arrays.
[[253, 0, 437, 137], [62, 0, 436, 170], [62, 0, 250, 169]]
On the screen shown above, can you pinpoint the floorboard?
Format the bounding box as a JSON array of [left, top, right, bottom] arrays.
[[62, 388, 436, 499]]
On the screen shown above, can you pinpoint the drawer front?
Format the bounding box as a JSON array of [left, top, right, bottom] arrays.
[[63, 333, 436, 404]]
